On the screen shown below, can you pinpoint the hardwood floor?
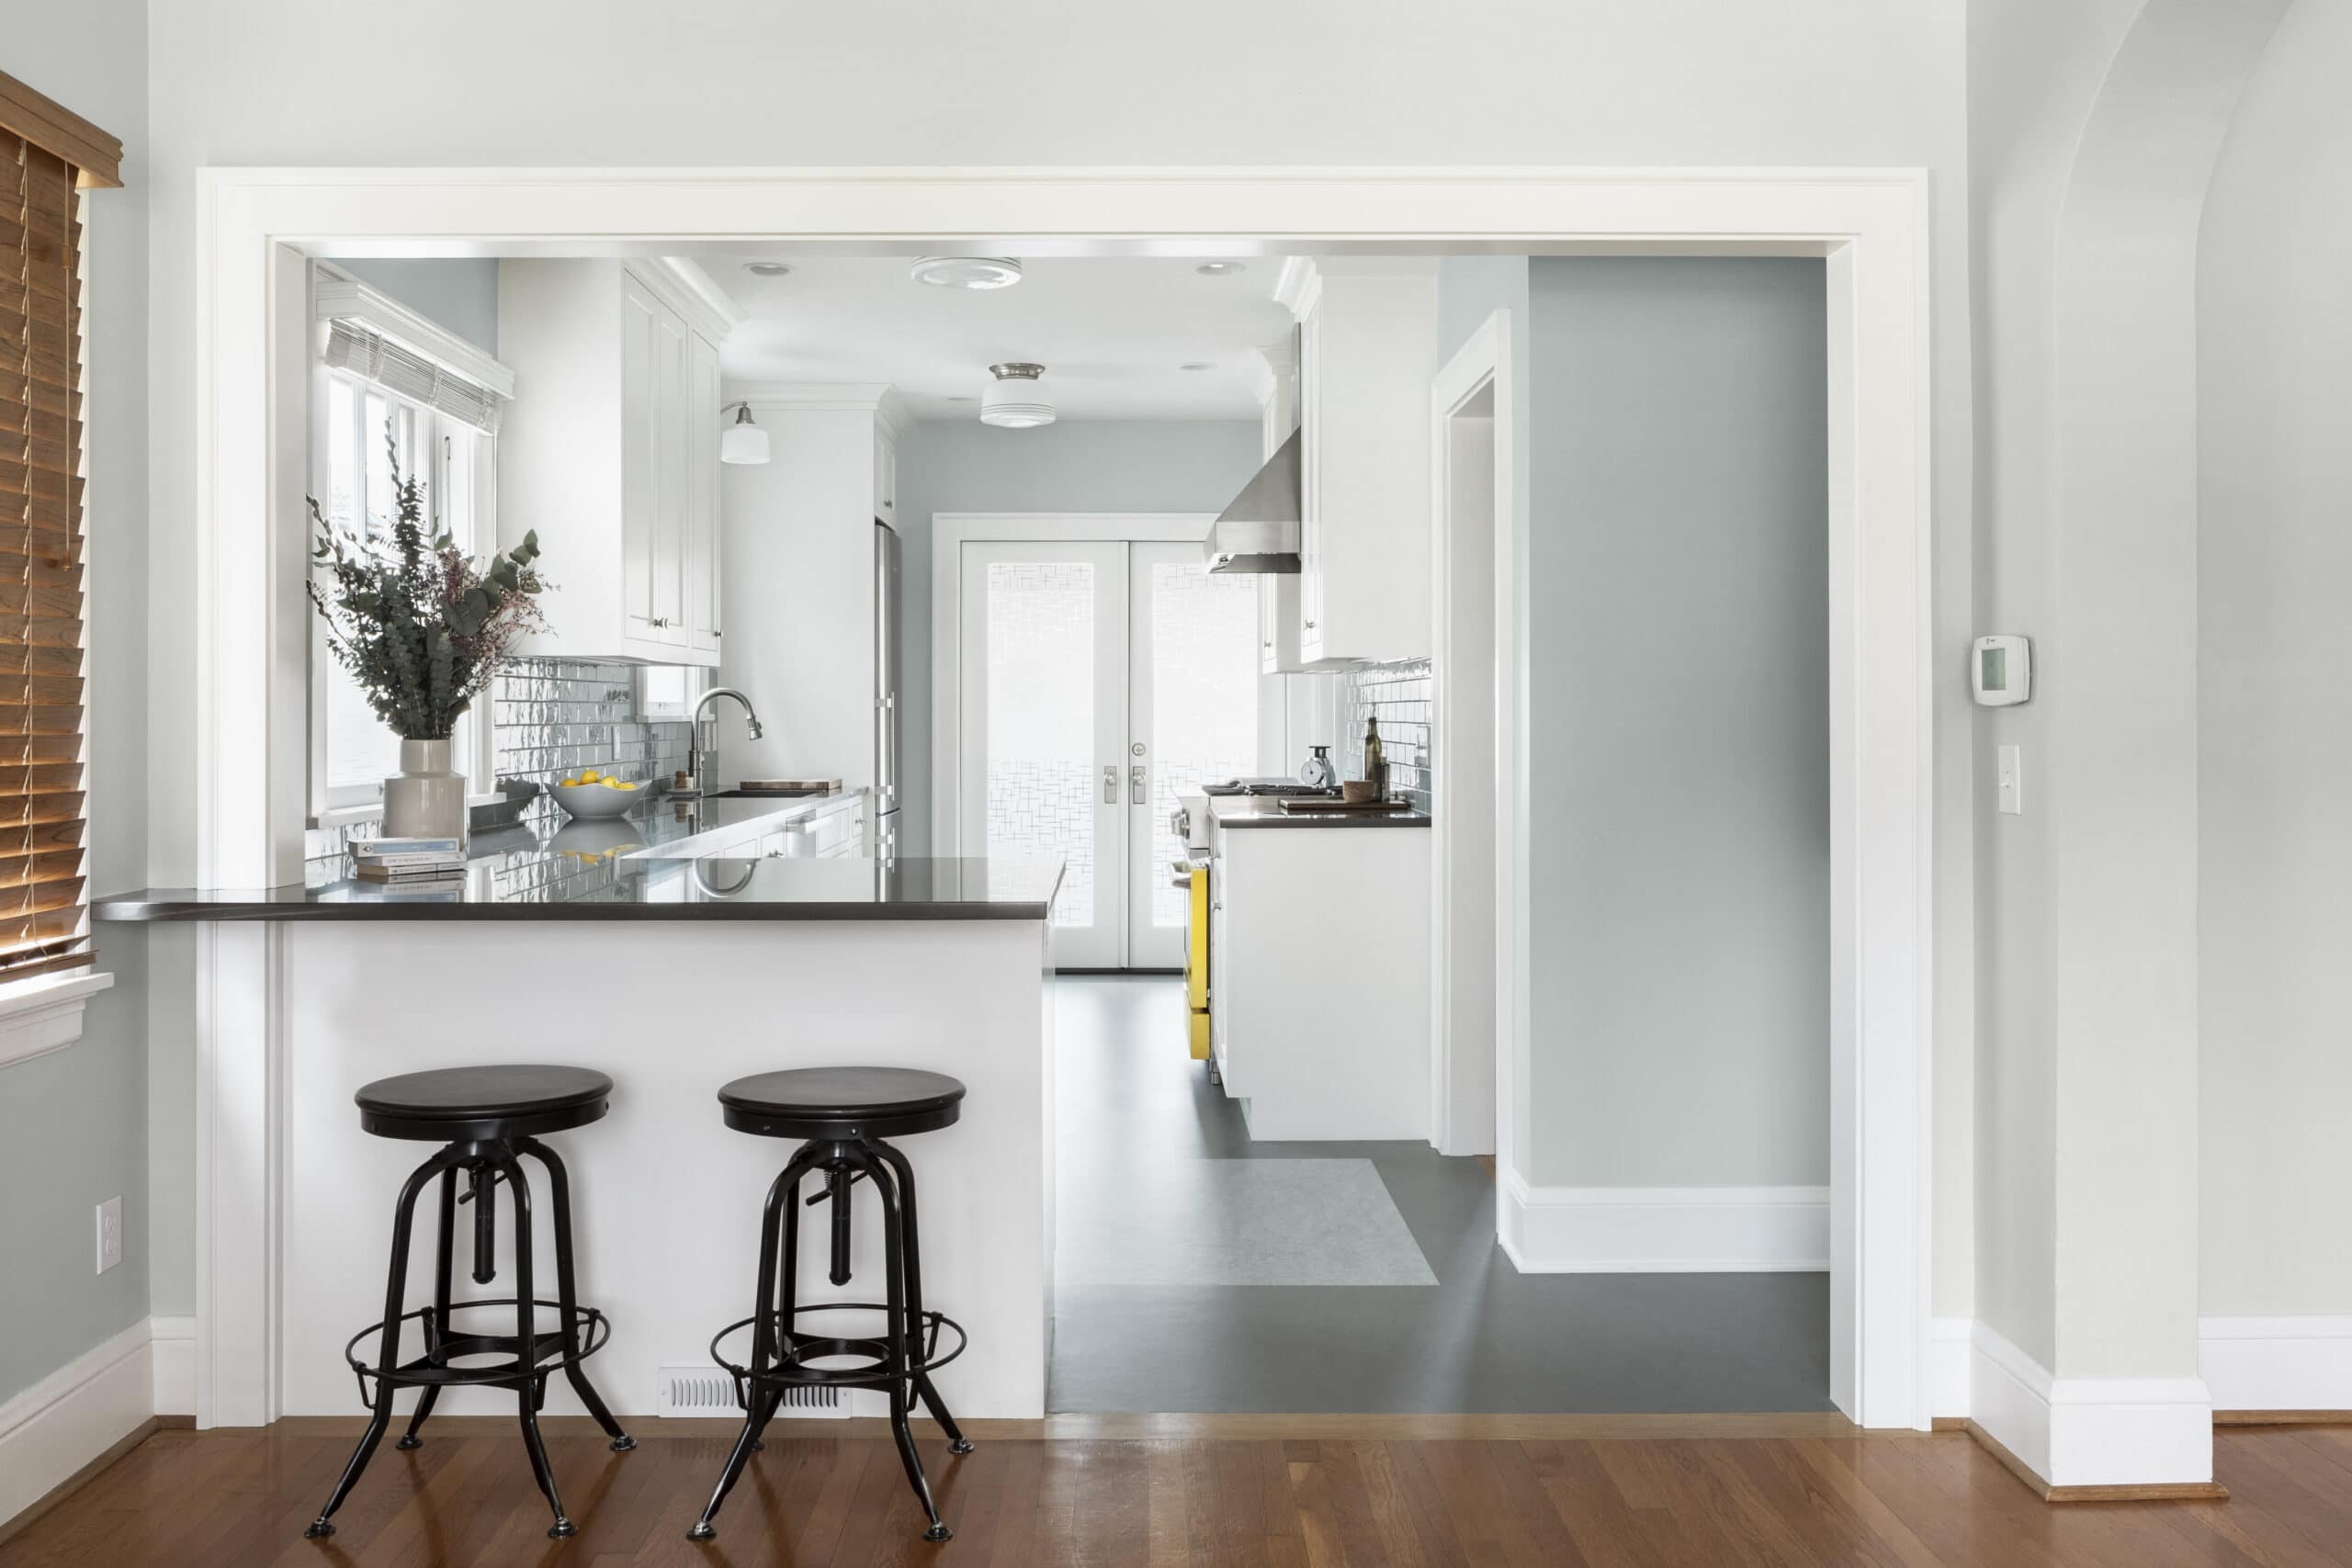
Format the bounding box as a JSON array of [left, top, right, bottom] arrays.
[[5, 1420, 2351, 1566]]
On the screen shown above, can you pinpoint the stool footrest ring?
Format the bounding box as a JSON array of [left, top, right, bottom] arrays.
[[708, 1303, 967, 1405], [341, 1298, 612, 1408]]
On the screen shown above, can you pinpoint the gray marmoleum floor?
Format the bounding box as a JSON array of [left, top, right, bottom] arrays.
[[1047, 976, 1834, 1413]]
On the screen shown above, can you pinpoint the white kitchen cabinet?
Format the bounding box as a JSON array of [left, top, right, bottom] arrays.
[[498, 259, 732, 666], [1207, 812, 1431, 1140], [1258, 574, 1302, 675], [1272, 257, 1439, 668]]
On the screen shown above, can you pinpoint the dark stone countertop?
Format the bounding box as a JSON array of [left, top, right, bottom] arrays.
[[94, 790, 1064, 921], [1206, 795, 1432, 830]]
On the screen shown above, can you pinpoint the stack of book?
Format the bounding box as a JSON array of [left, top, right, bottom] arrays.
[[353, 836, 468, 889]]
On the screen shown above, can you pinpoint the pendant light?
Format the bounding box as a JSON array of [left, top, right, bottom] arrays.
[[981, 363, 1056, 429], [719, 402, 770, 465]]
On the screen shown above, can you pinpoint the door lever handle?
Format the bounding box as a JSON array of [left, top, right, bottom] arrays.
[[1102, 764, 1118, 805], [1131, 763, 1148, 806]]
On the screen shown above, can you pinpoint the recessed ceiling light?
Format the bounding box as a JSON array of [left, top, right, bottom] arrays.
[[1195, 262, 1247, 276], [910, 256, 1023, 290], [741, 261, 793, 276], [1179, 361, 1215, 372], [944, 395, 977, 403]]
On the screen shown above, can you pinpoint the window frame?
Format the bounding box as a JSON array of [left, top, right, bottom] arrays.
[[305, 360, 502, 826]]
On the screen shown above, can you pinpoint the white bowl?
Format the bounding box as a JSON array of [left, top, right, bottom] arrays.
[[548, 780, 643, 821]]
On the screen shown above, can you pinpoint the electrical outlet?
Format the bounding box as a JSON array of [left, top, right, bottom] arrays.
[[96, 1195, 122, 1274]]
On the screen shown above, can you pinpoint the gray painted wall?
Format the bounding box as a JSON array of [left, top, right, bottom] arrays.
[[2197, 0, 2352, 1319], [891, 420, 1265, 856], [338, 258, 501, 354], [1524, 257, 1829, 1190], [0, 7, 153, 1402]]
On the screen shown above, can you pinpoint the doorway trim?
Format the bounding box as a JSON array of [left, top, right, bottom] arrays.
[[1429, 311, 1512, 1167], [188, 164, 1932, 1433]]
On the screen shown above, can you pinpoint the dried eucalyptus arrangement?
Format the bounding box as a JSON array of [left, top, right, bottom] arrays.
[[306, 430, 548, 740]]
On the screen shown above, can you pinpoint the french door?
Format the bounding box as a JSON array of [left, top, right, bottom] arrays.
[[957, 539, 1264, 968]]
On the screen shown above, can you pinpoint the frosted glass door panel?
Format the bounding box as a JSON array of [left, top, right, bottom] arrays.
[[1128, 543, 1263, 967], [958, 542, 1127, 968]]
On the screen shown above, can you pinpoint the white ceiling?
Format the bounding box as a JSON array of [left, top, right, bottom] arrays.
[[690, 254, 1295, 421]]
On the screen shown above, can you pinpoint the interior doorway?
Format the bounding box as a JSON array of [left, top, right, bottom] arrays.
[[944, 520, 1271, 969]]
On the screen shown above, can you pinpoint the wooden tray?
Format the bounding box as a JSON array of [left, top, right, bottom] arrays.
[[1278, 797, 1412, 814]]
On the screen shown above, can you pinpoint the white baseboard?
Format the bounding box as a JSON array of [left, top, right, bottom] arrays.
[[0, 1319, 155, 1531], [1496, 1171, 1829, 1272], [2199, 1314, 2352, 1412], [151, 1317, 196, 1417], [1930, 1316, 1971, 1420], [1969, 1320, 2213, 1488]]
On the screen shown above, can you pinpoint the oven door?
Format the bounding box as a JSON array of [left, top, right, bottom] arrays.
[[1175, 859, 1211, 1059]]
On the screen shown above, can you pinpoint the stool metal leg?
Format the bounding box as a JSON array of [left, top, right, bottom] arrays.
[[873, 1139, 972, 1457], [689, 1145, 820, 1541], [853, 1145, 951, 1543], [495, 1149, 576, 1540], [307, 1148, 451, 1539], [398, 1166, 460, 1450], [518, 1136, 634, 1452]]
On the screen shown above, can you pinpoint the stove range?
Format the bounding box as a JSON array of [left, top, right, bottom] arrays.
[[1199, 779, 1342, 798]]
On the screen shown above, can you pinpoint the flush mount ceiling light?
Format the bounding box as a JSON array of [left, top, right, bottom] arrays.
[[910, 255, 1023, 290], [719, 402, 771, 465], [741, 261, 793, 277], [1194, 262, 1248, 276], [980, 363, 1056, 428]]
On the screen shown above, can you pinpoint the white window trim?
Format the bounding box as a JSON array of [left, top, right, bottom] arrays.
[[0, 970, 117, 1071], [305, 265, 514, 827]]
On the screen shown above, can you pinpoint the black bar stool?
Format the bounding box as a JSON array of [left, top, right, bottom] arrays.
[[304, 1065, 634, 1541], [691, 1066, 973, 1544]]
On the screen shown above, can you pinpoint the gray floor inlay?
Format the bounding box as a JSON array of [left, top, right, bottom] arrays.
[[1047, 976, 1833, 1414], [1057, 1158, 1438, 1287]]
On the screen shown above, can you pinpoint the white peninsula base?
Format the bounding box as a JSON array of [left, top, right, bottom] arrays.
[[278, 919, 1052, 1422]]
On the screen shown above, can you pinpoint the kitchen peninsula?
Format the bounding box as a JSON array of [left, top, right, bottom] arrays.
[[95, 797, 1061, 1423]]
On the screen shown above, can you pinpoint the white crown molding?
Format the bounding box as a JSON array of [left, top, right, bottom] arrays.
[[2200, 1314, 2352, 1413], [729, 381, 899, 412], [311, 262, 516, 399], [0, 1319, 154, 1534], [874, 385, 915, 440], [1497, 1169, 1829, 1272], [1272, 255, 1319, 318], [645, 255, 748, 336]]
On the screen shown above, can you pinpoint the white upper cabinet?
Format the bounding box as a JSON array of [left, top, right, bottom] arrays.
[[498, 259, 735, 666], [1250, 334, 1306, 675], [873, 423, 899, 520], [1274, 257, 1439, 668]]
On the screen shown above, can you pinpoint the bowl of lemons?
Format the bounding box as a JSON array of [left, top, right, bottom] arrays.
[[548, 769, 644, 821]]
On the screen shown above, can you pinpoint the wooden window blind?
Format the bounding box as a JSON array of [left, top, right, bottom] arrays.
[[0, 72, 120, 982]]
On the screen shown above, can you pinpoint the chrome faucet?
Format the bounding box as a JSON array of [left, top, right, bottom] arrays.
[[685, 686, 764, 795]]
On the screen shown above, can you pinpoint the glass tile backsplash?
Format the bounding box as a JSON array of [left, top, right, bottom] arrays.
[[306, 658, 692, 863], [1342, 658, 1432, 813]]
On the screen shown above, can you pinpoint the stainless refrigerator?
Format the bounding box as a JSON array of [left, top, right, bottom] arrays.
[[873, 520, 900, 859]]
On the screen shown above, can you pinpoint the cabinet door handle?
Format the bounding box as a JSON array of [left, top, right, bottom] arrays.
[[1130, 763, 1147, 806], [1305, 620, 1317, 629], [1102, 764, 1118, 805]]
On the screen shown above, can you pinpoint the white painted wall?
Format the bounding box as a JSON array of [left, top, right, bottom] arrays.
[[1522, 258, 1831, 1191], [2196, 0, 2352, 1321]]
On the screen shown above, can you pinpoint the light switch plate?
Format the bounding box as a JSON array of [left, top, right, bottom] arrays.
[[96, 1195, 122, 1274], [1996, 745, 2023, 816]]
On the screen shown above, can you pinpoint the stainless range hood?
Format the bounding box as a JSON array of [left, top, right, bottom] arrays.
[[1203, 429, 1301, 574]]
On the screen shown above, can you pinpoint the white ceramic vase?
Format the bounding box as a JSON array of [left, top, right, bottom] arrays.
[[382, 737, 468, 844]]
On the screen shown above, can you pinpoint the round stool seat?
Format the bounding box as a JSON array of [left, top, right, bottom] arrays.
[[356, 1065, 614, 1142], [717, 1066, 966, 1140]]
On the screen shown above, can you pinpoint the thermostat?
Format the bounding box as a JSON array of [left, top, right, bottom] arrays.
[[1972, 636, 2032, 706]]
